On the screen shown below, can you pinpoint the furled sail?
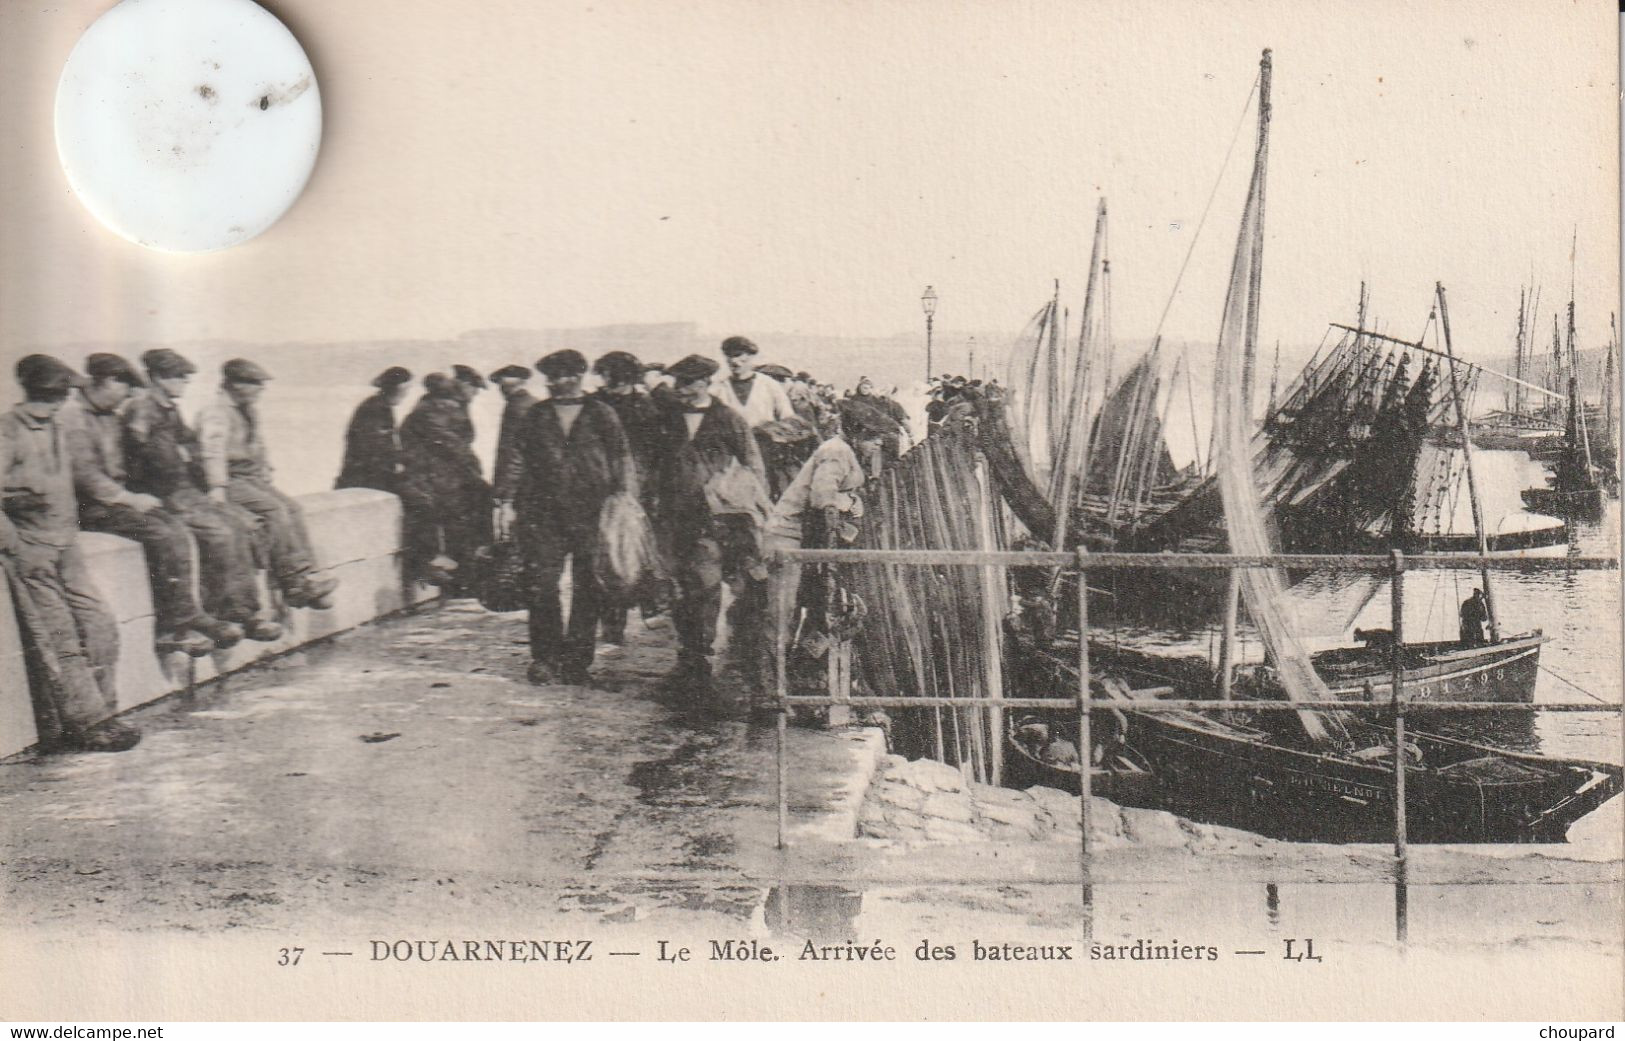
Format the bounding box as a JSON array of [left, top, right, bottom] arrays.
[[1209, 49, 1347, 747]]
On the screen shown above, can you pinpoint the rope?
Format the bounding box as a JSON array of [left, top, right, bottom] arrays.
[[1148, 71, 1262, 347], [1537, 663, 1612, 704]]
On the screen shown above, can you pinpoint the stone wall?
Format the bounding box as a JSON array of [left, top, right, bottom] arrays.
[[0, 489, 434, 757]]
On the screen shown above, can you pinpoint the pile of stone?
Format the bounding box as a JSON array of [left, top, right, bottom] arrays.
[[856, 753, 1264, 850]]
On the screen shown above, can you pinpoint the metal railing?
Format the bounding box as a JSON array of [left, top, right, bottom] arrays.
[[768, 546, 1623, 944]]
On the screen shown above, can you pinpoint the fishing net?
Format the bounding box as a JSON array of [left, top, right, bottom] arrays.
[[1210, 111, 1349, 749], [594, 492, 668, 601]]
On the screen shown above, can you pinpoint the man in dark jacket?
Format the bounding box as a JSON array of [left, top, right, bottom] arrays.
[[335, 366, 412, 492], [122, 349, 281, 642], [591, 350, 663, 646], [63, 353, 233, 656], [496, 350, 636, 685], [489, 364, 538, 504], [399, 372, 492, 591], [649, 354, 766, 697]]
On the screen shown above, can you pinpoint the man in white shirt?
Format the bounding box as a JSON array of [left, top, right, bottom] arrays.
[[762, 398, 887, 680], [711, 336, 796, 431]]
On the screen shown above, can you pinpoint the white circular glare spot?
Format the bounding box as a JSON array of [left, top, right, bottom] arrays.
[[55, 0, 322, 253]]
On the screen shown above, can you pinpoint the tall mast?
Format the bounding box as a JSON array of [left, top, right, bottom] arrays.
[[1607, 313, 1617, 437], [1436, 282, 1498, 641], [1266, 340, 1281, 416], [1219, 47, 1273, 703], [1512, 288, 1526, 415], [1241, 49, 1272, 418], [1051, 199, 1109, 552]]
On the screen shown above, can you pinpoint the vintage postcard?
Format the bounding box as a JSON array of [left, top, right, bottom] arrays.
[[0, 0, 1619, 1023]]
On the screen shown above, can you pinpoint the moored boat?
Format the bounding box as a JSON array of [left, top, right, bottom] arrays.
[[1005, 637, 1621, 843]]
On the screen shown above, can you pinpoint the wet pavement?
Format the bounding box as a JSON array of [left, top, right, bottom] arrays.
[[1, 597, 1619, 961], [0, 600, 881, 936]]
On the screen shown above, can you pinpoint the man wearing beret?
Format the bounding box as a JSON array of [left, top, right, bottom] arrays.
[[649, 353, 767, 698], [196, 359, 338, 610], [123, 349, 281, 642], [1, 355, 139, 752], [489, 364, 537, 505], [496, 349, 636, 685], [399, 372, 492, 590], [335, 367, 413, 493], [62, 353, 238, 657]]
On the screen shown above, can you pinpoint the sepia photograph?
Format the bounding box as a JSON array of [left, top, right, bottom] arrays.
[[0, 0, 1619, 1024]]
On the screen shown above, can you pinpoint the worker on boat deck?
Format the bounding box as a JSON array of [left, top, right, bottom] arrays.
[[649, 354, 767, 700], [1458, 588, 1489, 648], [335, 366, 412, 493]]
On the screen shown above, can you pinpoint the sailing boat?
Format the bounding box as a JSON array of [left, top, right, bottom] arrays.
[[1522, 289, 1607, 517], [1001, 50, 1617, 842]]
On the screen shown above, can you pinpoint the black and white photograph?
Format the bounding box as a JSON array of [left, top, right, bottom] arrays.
[[0, 0, 1620, 1025]]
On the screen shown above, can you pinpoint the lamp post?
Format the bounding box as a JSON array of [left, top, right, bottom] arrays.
[[966, 336, 976, 379], [921, 285, 938, 381]]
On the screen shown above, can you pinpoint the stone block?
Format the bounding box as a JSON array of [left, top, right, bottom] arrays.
[[871, 779, 925, 812], [919, 791, 975, 823], [922, 818, 984, 844], [887, 755, 966, 793]]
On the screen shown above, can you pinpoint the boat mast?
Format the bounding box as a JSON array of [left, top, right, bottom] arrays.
[[1219, 48, 1272, 702], [1050, 200, 1108, 553], [1512, 287, 1527, 416], [1607, 313, 1617, 438], [1267, 340, 1281, 416], [1435, 282, 1499, 641]]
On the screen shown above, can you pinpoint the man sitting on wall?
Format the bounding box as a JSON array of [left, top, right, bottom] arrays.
[[123, 349, 282, 642], [195, 359, 339, 610], [1, 355, 140, 752], [62, 353, 240, 657]]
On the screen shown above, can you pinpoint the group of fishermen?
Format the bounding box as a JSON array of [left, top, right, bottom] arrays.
[[1, 349, 341, 753], [334, 335, 910, 698]]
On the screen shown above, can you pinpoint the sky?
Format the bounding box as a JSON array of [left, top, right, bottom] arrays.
[[0, 0, 1618, 366]]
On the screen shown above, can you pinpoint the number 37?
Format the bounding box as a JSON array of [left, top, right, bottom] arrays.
[[278, 947, 304, 966]]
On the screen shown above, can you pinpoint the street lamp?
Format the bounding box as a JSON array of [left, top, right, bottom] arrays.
[[921, 285, 938, 381]]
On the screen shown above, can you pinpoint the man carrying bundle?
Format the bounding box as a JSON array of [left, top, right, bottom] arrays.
[[497, 349, 636, 686], [590, 350, 663, 646], [649, 354, 767, 699], [760, 399, 887, 692], [335, 366, 412, 493]]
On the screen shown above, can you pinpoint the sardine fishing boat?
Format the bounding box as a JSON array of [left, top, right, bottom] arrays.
[[1004, 646, 1622, 843], [1000, 49, 1619, 844]]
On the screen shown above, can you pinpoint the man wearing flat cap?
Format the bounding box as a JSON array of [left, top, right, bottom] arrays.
[[489, 364, 537, 505], [398, 372, 492, 591], [590, 350, 663, 645], [336, 367, 413, 493], [196, 359, 338, 610], [62, 354, 238, 657], [123, 348, 281, 643], [496, 349, 636, 685], [713, 335, 797, 431], [451, 364, 487, 450], [648, 353, 767, 698], [1, 355, 139, 752]]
